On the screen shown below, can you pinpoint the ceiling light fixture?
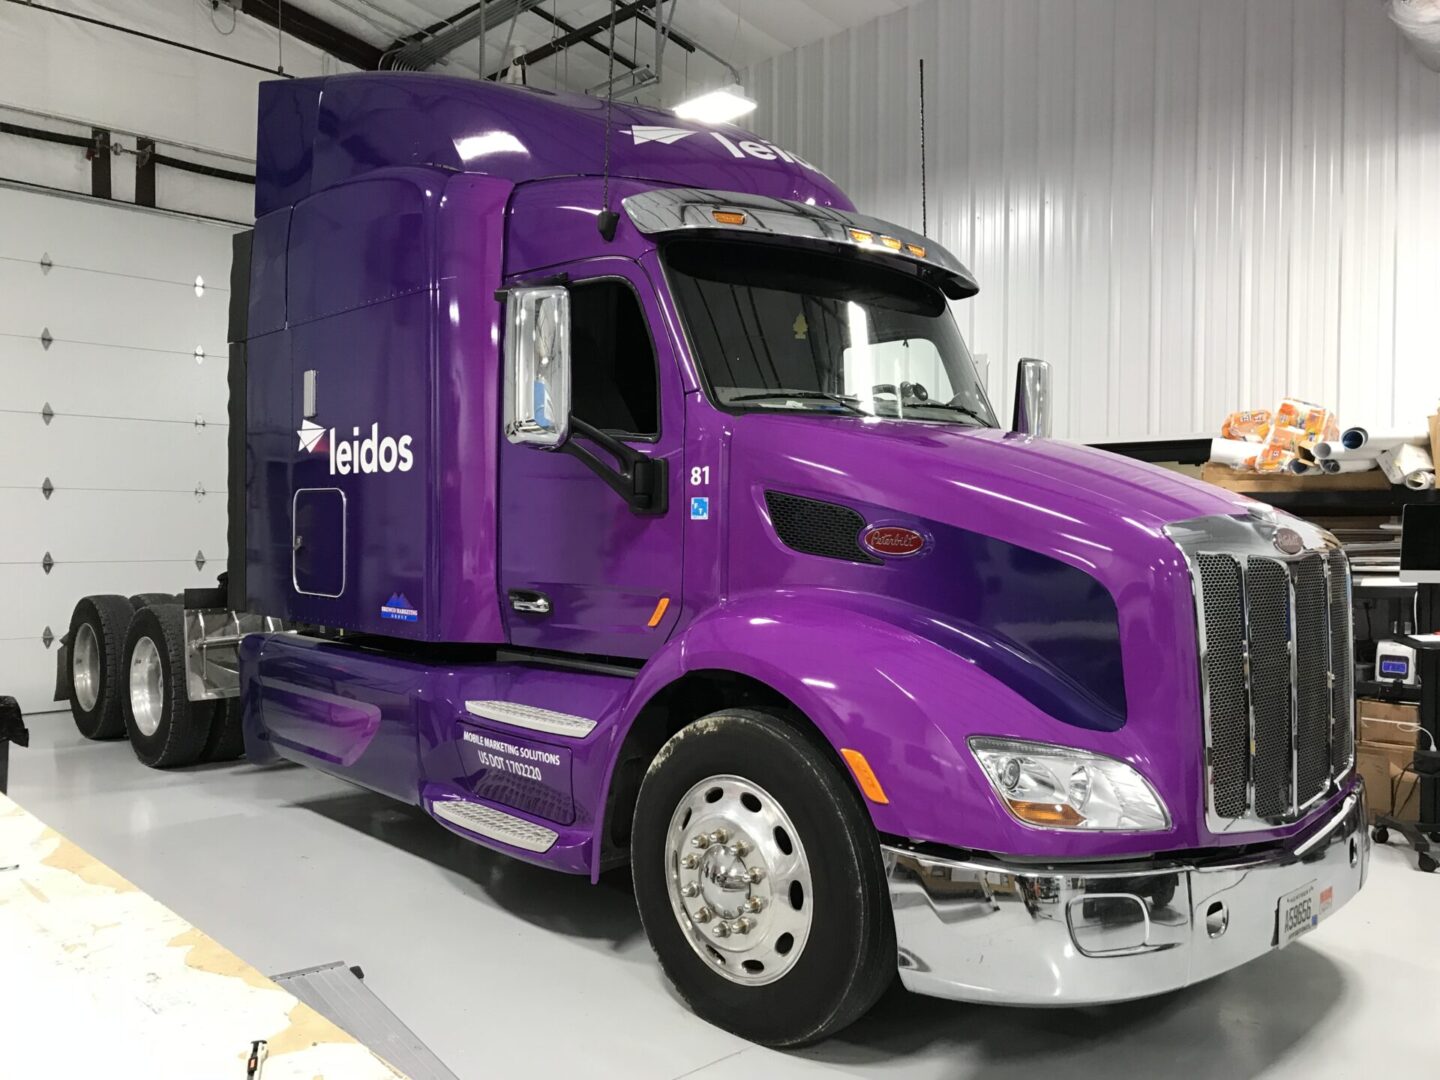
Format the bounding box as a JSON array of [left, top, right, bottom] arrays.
[[672, 84, 758, 125]]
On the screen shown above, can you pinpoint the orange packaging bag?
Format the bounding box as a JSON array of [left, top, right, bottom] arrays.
[[1221, 409, 1272, 442]]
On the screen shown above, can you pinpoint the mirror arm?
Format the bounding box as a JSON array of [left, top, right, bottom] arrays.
[[560, 417, 669, 515]]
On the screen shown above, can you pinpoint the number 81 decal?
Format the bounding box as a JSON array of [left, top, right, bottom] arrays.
[[689, 465, 711, 520]]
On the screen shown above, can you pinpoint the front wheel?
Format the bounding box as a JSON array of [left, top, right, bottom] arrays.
[[631, 710, 895, 1047]]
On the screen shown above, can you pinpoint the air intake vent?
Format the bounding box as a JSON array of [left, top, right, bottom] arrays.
[[764, 491, 880, 564]]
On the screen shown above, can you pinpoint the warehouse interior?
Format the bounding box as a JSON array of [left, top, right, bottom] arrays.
[[3, 1, 1440, 1077]]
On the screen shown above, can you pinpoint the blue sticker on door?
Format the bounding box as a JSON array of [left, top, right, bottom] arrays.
[[690, 497, 710, 520]]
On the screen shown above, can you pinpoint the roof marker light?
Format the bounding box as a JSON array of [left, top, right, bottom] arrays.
[[711, 210, 747, 226], [672, 84, 758, 125], [906, 243, 927, 258], [848, 229, 874, 245], [879, 235, 903, 251]]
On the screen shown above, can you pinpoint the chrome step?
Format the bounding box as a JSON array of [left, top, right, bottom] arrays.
[[431, 798, 559, 853], [464, 699, 597, 738]]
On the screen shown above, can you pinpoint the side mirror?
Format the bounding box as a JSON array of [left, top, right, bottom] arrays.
[[504, 286, 571, 446], [1011, 358, 1052, 438]]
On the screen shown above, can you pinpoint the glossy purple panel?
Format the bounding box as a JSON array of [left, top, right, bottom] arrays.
[[255, 73, 851, 218], [247, 208, 289, 337], [433, 174, 511, 644], [498, 258, 685, 659], [456, 724, 575, 825]]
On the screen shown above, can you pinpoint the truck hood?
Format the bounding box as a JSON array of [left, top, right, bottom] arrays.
[[734, 414, 1250, 533]]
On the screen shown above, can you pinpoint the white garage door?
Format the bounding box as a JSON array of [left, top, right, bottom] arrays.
[[0, 183, 236, 716]]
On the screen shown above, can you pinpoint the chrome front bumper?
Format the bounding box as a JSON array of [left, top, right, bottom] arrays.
[[882, 787, 1368, 1006]]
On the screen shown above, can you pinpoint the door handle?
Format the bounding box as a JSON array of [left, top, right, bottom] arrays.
[[508, 590, 552, 615]]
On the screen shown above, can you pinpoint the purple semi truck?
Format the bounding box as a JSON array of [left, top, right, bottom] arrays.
[[58, 73, 1368, 1046]]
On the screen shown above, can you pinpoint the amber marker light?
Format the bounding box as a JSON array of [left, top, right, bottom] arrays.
[[712, 210, 747, 226], [647, 596, 671, 627], [905, 243, 927, 258], [848, 228, 874, 244], [841, 748, 890, 805], [879, 235, 903, 251]]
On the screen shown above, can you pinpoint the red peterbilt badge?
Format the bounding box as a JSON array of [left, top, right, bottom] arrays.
[[862, 526, 926, 558]]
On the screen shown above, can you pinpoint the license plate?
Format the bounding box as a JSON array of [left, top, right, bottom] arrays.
[[1277, 881, 1319, 947]]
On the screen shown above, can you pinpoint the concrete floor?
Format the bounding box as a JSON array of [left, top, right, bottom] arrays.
[[9, 712, 1439, 1080]]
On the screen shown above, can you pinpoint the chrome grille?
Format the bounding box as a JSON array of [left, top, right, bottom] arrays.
[[1171, 514, 1355, 831]]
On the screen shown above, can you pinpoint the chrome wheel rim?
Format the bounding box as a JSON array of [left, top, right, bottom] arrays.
[[128, 636, 164, 737], [664, 774, 813, 986], [73, 623, 100, 712]]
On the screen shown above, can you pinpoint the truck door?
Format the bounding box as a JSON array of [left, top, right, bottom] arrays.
[[498, 262, 683, 659]]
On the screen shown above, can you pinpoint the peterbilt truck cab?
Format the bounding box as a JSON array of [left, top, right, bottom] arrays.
[[90, 72, 1368, 1046]]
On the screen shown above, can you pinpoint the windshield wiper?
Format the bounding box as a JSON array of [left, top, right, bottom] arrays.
[[726, 390, 869, 415], [897, 400, 992, 426]]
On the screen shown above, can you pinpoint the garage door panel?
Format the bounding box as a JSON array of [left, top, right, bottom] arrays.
[[0, 187, 236, 286], [3, 337, 229, 422], [0, 260, 224, 357], [0, 414, 228, 490], [0, 489, 226, 563]]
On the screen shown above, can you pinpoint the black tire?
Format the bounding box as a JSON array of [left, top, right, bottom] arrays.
[[128, 592, 179, 610], [120, 605, 217, 768], [66, 594, 135, 740], [1373, 826, 1390, 846], [199, 697, 245, 763], [631, 709, 895, 1047]]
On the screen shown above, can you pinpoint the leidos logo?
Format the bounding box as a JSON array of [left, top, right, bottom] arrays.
[[298, 419, 414, 476], [623, 126, 823, 174]]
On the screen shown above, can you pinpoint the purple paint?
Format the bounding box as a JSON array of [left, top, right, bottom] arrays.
[[236, 71, 1359, 902]]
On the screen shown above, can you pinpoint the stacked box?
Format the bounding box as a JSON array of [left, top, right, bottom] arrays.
[[1355, 699, 1421, 823]]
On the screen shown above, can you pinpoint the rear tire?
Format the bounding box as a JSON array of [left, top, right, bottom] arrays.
[[200, 697, 245, 763], [120, 605, 216, 768], [67, 594, 134, 740], [631, 709, 895, 1047], [128, 592, 179, 610]]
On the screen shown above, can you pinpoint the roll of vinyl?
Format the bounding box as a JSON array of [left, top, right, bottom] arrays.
[[1312, 442, 1378, 462], [1319, 458, 1376, 474], [1340, 425, 1430, 451], [1406, 471, 1436, 491], [1378, 442, 1435, 486], [1209, 438, 1253, 467], [1289, 458, 1319, 474]]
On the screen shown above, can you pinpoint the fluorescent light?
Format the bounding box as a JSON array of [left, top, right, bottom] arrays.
[[672, 84, 758, 125]]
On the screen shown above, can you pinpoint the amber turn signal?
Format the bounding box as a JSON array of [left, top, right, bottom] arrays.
[[840, 748, 890, 805], [1005, 801, 1085, 827]]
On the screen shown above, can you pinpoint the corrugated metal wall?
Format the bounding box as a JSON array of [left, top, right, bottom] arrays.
[[747, 0, 1440, 441]]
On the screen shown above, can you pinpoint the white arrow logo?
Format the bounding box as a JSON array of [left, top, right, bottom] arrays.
[[297, 418, 326, 453], [625, 125, 696, 146]]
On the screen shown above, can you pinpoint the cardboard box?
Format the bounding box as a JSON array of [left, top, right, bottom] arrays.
[[1357, 698, 1422, 747], [1430, 410, 1439, 469], [1356, 743, 1421, 823], [1198, 461, 1390, 494]]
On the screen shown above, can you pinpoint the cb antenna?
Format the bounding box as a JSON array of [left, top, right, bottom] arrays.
[[918, 58, 927, 236], [596, 0, 621, 241]]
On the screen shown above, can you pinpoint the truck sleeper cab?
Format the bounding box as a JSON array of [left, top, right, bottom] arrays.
[[64, 72, 1366, 1048]]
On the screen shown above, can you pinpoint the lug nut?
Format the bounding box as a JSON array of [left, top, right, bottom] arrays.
[[693, 906, 712, 923], [727, 840, 751, 858], [712, 922, 731, 938], [681, 853, 699, 869], [681, 883, 699, 898], [747, 867, 766, 884], [744, 896, 765, 913], [691, 834, 710, 849], [730, 918, 753, 935], [708, 829, 729, 845]]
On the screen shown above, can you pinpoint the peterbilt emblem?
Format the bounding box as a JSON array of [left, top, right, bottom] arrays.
[[862, 526, 925, 558], [1273, 527, 1305, 555]]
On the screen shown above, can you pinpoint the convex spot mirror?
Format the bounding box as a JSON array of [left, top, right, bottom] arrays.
[[504, 286, 571, 447]]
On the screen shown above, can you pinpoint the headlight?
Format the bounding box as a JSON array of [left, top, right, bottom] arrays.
[[969, 737, 1170, 832]]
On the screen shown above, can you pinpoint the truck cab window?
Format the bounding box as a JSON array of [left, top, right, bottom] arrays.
[[569, 280, 659, 437]]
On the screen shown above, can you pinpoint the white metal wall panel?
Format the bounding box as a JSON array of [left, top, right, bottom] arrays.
[[0, 184, 235, 714], [748, 0, 1440, 439]]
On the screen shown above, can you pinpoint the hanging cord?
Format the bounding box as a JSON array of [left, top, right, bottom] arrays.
[[918, 58, 928, 236], [596, 0, 620, 241], [276, 0, 283, 74]]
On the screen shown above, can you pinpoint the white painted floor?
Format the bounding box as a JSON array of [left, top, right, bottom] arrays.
[[8, 713, 1439, 1080]]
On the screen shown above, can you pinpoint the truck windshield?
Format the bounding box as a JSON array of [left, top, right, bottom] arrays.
[[664, 239, 996, 427]]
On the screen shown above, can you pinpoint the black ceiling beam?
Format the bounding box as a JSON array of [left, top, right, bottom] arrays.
[[514, 0, 655, 72], [636, 9, 694, 53], [239, 0, 384, 70], [529, 5, 639, 69]]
